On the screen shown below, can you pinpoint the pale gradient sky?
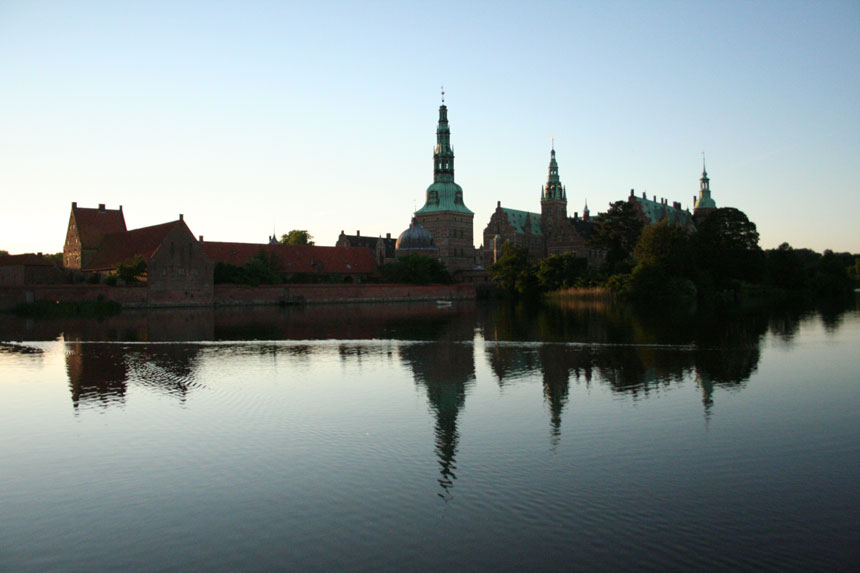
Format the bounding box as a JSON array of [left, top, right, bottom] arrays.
[[1, 0, 858, 255]]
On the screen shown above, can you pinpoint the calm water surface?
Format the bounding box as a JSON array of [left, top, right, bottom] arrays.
[[1, 300, 859, 571]]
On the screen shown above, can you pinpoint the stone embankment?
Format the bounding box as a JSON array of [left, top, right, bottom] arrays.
[[0, 283, 475, 311]]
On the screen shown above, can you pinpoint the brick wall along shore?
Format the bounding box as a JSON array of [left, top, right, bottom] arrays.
[[0, 283, 476, 312]]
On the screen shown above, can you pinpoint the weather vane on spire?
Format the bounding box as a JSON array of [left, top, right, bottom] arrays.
[[441, 85, 445, 104], [552, 135, 555, 151]]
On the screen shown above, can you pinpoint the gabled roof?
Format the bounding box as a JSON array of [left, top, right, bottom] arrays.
[[202, 242, 376, 275], [0, 253, 57, 267], [501, 208, 543, 236], [85, 220, 181, 270], [72, 205, 127, 249]]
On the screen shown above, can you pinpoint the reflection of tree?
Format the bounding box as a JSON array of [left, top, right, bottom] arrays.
[[400, 342, 474, 501], [486, 345, 539, 386], [66, 341, 128, 409]]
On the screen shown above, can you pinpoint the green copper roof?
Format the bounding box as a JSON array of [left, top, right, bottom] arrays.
[[416, 103, 473, 215], [695, 163, 717, 210], [501, 207, 543, 236], [631, 196, 695, 228], [415, 181, 473, 214]]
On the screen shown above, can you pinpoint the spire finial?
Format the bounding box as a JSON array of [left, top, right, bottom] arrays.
[[702, 151, 707, 174], [551, 135, 555, 151], [441, 85, 445, 104]]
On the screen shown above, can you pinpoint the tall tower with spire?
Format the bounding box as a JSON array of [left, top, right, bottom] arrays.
[[540, 143, 568, 236], [693, 154, 717, 224], [414, 90, 474, 274]]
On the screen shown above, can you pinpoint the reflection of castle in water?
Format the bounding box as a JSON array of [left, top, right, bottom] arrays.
[[399, 341, 475, 500], [65, 339, 202, 409]]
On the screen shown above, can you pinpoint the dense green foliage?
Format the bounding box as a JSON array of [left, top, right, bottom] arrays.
[[115, 256, 148, 283], [378, 254, 450, 284], [490, 243, 539, 296], [587, 200, 643, 273], [279, 230, 314, 246], [536, 253, 589, 291], [214, 251, 283, 286]]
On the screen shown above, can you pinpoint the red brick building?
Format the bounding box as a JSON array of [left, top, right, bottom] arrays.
[[63, 202, 127, 269], [82, 215, 214, 304]]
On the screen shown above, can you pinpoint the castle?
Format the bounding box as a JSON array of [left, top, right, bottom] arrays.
[[481, 145, 603, 269], [387, 96, 717, 275]]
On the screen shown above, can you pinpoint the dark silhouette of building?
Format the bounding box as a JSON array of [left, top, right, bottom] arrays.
[[336, 230, 396, 266]]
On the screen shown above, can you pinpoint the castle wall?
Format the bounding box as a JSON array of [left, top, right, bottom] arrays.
[[0, 283, 475, 312]]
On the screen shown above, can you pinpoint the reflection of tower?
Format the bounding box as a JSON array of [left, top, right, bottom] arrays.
[[399, 341, 475, 500], [65, 341, 128, 409], [540, 345, 572, 443]]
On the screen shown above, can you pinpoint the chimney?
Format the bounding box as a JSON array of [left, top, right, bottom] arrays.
[[72, 201, 77, 209], [98, 203, 105, 212], [37, 252, 42, 256], [356, 230, 360, 237], [179, 214, 184, 221], [642, 192, 646, 199], [693, 195, 697, 206], [574, 212, 578, 219], [386, 233, 391, 239], [119, 205, 123, 212], [198, 235, 204, 242], [497, 200, 501, 208]]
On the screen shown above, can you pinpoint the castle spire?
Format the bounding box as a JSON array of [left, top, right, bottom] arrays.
[[433, 92, 454, 184], [694, 153, 717, 212], [543, 143, 564, 201]]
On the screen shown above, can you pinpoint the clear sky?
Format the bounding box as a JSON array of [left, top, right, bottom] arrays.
[[1, 0, 858, 255]]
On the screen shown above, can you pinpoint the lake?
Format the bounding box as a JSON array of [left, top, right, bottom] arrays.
[[1, 298, 859, 571]]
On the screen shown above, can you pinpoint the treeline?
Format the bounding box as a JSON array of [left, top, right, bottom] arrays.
[[215, 251, 451, 286], [491, 203, 858, 302]]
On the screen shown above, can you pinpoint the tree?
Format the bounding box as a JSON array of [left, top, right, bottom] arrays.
[[379, 254, 450, 284], [694, 207, 763, 285], [0, 250, 8, 257], [280, 230, 314, 246], [537, 252, 588, 291], [115, 256, 147, 283], [764, 243, 806, 290], [588, 200, 644, 272], [629, 221, 696, 301], [633, 220, 694, 279], [491, 242, 538, 296]]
